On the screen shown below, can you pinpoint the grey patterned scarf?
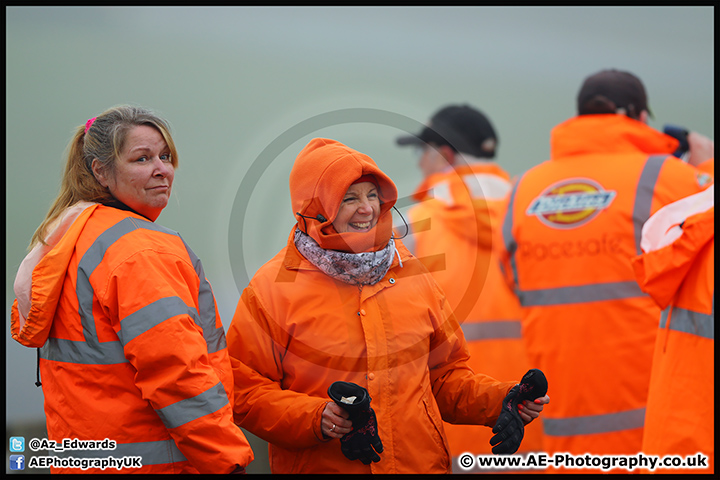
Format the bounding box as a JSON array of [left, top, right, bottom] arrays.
[[294, 228, 395, 286]]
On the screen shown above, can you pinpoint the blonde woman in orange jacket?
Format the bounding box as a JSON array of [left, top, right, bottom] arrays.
[[632, 184, 714, 474], [11, 105, 253, 474], [226, 138, 549, 474]]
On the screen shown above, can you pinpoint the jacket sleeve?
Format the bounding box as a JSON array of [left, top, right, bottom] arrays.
[[101, 247, 254, 473], [226, 286, 329, 449], [425, 280, 515, 427]]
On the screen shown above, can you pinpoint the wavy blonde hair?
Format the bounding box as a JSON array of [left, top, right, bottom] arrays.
[[29, 105, 179, 249]]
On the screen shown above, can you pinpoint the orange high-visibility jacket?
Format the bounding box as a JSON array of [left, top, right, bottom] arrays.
[[227, 236, 514, 474], [407, 161, 543, 470], [226, 139, 516, 474], [632, 186, 714, 474], [11, 203, 254, 474], [501, 114, 713, 466]]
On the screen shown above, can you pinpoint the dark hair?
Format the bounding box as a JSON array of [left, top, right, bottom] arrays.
[[577, 69, 651, 120]]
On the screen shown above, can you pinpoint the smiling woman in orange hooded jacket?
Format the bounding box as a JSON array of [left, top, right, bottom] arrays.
[[226, 138, 549, 474]]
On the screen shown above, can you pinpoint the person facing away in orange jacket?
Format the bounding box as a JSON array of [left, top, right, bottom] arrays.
[[501, 69, 713, 473], [10, 105, 254, 474], [395, 104, 545, 473], [226, 138, 549, 474], [632, 184, 714, 474]]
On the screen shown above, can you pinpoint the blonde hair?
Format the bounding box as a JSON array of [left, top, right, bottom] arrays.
[[29, 105, 179, 250]]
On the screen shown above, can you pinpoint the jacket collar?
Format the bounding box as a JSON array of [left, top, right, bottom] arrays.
[[550, 114, 679, 159], [412, 161, 510, 203]]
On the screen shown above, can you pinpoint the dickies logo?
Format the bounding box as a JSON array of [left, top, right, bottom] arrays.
[[526, 179, 616, 229]]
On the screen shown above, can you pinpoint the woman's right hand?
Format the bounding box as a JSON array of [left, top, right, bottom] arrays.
[[322, 402, 353, 439]]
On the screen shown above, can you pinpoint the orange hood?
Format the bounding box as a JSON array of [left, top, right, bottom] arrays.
[[289, 138, 398, 253], [12, 202, 98, 347]]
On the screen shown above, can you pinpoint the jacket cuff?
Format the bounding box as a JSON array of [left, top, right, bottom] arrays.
[[313, 401, 332, 442]]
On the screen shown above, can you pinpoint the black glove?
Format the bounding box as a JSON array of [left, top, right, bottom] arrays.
[[328, 381, 383, 464], [490, 369, 548, 455]]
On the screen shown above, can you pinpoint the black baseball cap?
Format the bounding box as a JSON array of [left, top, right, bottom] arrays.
[[396, 104, 497, 158], [577, 69, 653, 119]]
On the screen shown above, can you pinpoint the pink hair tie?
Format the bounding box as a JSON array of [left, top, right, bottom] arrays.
[[84, 117, 97, 134]]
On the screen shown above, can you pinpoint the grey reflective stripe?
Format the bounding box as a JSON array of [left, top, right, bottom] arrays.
[[658, 306, 670, 329], [461, 320, 522, 341], [44, 215, 225, 363], [543, 408, 645, 436], [118, 296, 201, 345], [502, 173, 525, 297], [50, 439, 187, 465], [40, 337, 126, 365], [520, 281, 645, 307], [633, 155, 667, 255], [662, 305, 714, 340], [180, 238, 226, 354], [155, 382, 229, 429]]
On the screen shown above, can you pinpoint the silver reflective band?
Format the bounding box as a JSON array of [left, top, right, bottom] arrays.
[[118, 296, 202, 346], [661, 305, 714, 340], [501, 171, 523, 299], [155, 382, 229, 429], [40, 337, 125, 365], [632, 156, 667, 255], [543, 408, 645, 436], [180, 237, 227, 353], [461, 321, 522, 341], [520, 281, 645, 307]]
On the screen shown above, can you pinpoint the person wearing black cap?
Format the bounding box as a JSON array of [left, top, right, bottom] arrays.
[[576, 69, 714, 169], [500, 68, 713, 472], [396, 104, 546, 472]]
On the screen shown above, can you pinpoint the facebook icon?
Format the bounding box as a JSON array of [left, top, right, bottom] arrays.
[[9, 454, 25, 470]]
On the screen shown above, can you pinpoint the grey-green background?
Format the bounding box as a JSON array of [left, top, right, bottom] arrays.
[[6, 6, 714, 474]]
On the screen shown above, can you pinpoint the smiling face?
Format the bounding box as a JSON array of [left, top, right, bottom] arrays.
[[92, 124, 174, 221], [332, 181, 381, 234]]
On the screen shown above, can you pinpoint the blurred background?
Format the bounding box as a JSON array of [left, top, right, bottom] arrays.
[[5, 6, 714, 474]]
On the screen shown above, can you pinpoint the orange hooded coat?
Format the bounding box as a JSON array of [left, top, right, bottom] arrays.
[[11, 203, 253, 474], [227, 138, 516, 474]]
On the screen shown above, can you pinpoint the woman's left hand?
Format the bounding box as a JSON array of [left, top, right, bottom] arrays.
[[322, 402, 353, 439], [518, 394, 550, 424]]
